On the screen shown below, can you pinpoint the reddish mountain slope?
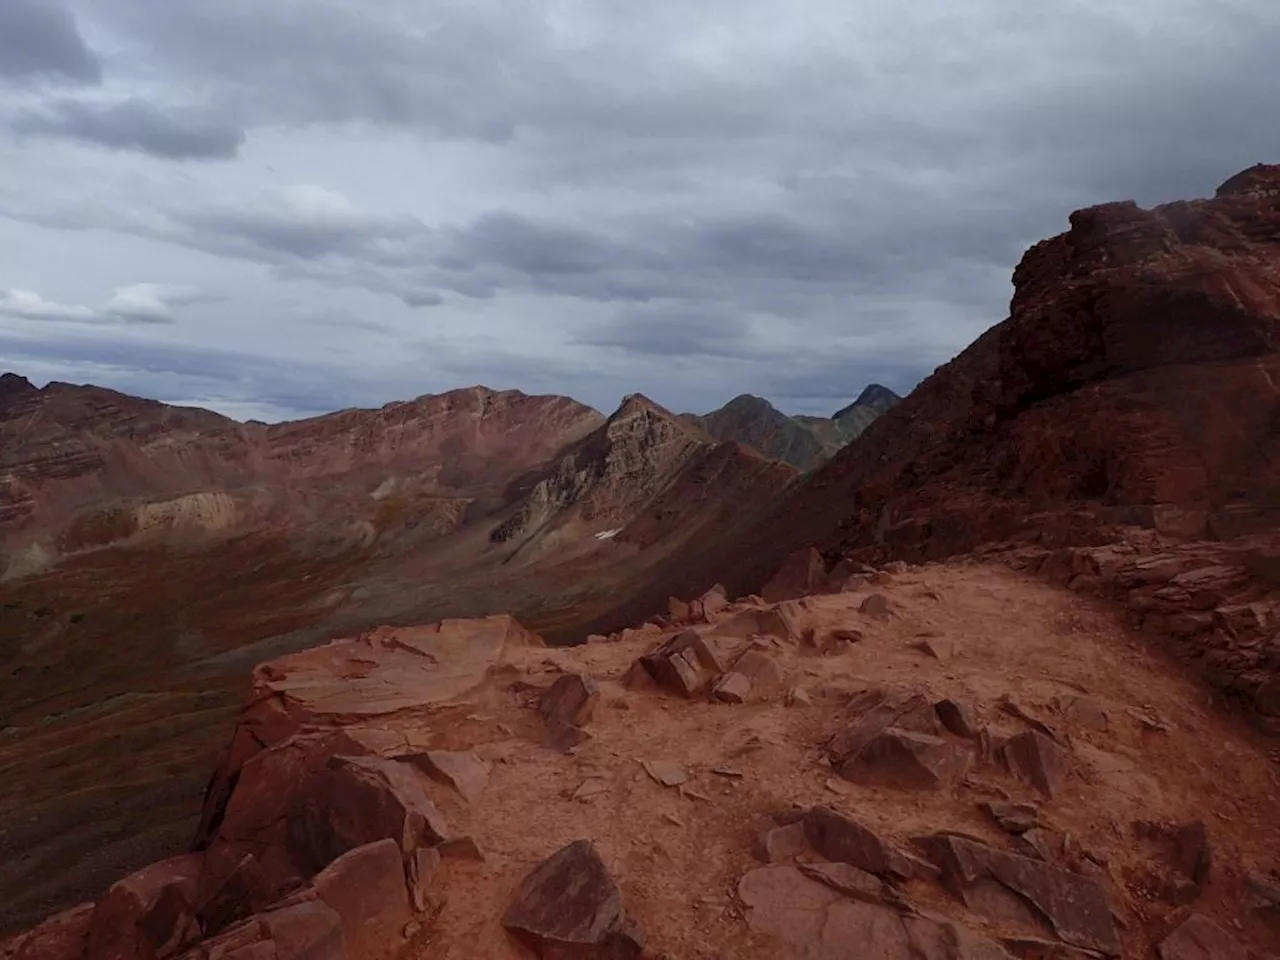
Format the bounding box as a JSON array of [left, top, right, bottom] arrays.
[[0, 382, 604, 573], [703, 163, 1280, 590]]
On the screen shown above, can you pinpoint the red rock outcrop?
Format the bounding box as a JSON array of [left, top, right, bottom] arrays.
[[670, 163, 1280, 727]]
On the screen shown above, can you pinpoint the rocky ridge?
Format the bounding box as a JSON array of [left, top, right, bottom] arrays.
[[662, 164, 1280, 730], [6, 560, 1278, 959]]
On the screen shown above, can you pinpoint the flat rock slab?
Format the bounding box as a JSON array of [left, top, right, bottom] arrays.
[[255, 616, 538, 720], [1157, 914, 1248, 960], [642, 760, 688, 787], [400, 749, 490, 802], [502, 840, 644, 958], [739, 866, 1014, 959], [803, 806, 915, 880], [914, 833, 1120, 956]]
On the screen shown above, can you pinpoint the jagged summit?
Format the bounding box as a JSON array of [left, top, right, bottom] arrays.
[[834, 383, 899, 419]]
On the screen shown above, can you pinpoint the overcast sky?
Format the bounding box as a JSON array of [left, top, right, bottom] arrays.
[[1, 0, 1277, 421]]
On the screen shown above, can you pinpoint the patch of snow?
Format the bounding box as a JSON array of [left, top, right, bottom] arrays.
[[595, 528, 622, 540]]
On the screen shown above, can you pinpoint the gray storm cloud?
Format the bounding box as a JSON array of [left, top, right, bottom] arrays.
[[0, 0, 1277, 418]]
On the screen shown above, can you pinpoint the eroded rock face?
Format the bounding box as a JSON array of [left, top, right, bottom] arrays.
[[501, 840, 643, 959]]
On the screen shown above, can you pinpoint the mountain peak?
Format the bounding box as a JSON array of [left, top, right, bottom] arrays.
[[832, 384, 901, 421]]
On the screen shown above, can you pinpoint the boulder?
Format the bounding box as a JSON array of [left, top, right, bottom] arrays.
[[638, 631, 721, 697], [913, 834, 1119, 956], [837, 728, 970, 790], [502, 840, 644, 958], [312, 840, 412, 960], [288, 755, 449, 876], [1000, 731, 1068, 798], [1157, 914, 1247, 960], [87, 854, 204, 960]]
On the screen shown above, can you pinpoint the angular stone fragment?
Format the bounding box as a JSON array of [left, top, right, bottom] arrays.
[[803, 806, 915, 880], [713, 650, 782, 703], [313, 839, 412, 960], [407, 847, 441, 912], [913, 834, 1119, 956], [638, 631, 720, 697], [838, 727, 970, 790], [936, 699, 979, 739], [1157, 914, 1247, 960], [539, 674, 599, 749], [713, 671, 751, 704], [827, 689, 942, 763], [698, 584, 731, 618], [400, 750, 490, 802], [88, 854, 204, 960], [1000, 731, 1068, 798], [981, 802, 1041, 836], [502, 840, 644, 958]]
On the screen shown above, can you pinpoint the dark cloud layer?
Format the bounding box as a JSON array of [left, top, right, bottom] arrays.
[[0, 0, 101, 85], [13, 99, 245, 160], [1, 0, 1278, 420]]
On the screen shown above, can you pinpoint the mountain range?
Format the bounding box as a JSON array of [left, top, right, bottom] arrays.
[[3, 163, 1280, 958]]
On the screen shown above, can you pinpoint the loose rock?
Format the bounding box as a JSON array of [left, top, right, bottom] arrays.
[[502, 840, 644, 959], [999, 731, 1068, 798]]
